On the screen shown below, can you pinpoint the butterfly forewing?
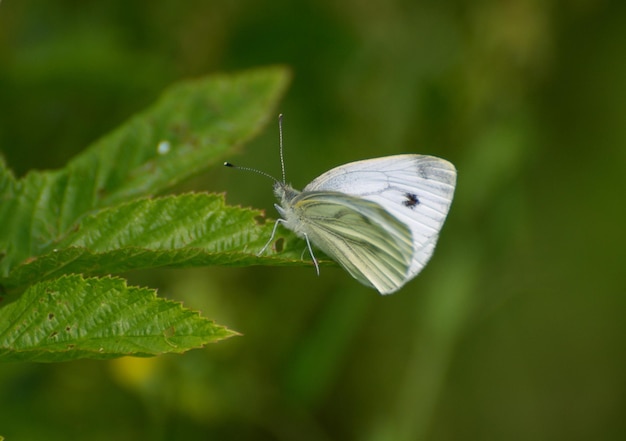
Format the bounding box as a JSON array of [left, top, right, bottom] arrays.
[[303, 155, 456, 280], [291, 191, 414, 294]]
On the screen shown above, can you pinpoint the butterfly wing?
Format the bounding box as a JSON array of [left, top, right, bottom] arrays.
[[303, 154, 456, 281], [289, 191, 414, 294]]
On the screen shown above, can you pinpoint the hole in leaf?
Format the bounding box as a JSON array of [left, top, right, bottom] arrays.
[[49, 331, 58, 338], [274, 238, 284, 253], [48, 313, 55, 320], [254, 215, 266, 225]]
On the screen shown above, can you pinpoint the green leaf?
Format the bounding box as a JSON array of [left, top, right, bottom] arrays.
[[2, 193, 308, 290], [0, 67, 306, 362], [0, 66, 291, 277], [0, 274, 237, 363]]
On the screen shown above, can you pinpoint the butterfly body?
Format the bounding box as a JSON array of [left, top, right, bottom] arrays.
[[271, 154, 456, 294]]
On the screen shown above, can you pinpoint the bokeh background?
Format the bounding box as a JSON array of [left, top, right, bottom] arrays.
[[1, 0, 625, 440]]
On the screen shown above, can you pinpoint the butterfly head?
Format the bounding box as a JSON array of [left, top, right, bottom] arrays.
[[273, 181, 300, 205]]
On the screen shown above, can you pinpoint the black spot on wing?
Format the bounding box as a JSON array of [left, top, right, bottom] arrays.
[[402, 192, 420, 209]]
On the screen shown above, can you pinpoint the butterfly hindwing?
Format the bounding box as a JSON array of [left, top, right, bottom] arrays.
[[289, 191, 414, 294]]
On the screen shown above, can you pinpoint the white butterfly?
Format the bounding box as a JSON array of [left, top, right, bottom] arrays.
[[226, 116, 456, 294]]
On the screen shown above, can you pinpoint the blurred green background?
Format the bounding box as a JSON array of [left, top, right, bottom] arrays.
[[1, 0, 625, 440]]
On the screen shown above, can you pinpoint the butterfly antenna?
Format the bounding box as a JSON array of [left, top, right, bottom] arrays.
[[278, 114, 287, 184], [223, 162, 279, 184], [223, 114, 287, 185]]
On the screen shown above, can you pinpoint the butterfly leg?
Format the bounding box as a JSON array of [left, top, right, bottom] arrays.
[[257, 219, 286, 256], [303, 233, 320, 276]]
